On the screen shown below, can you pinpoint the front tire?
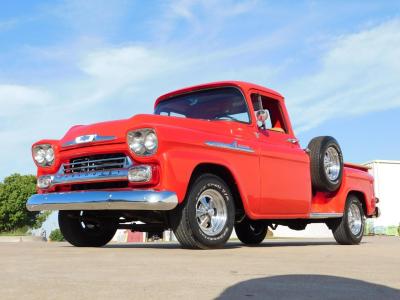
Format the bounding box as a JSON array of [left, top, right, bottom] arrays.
[[235, 218, 268, 245], [170, 174, 235, 249], [331, 195, 365, 245], [59, 211, 117, 247]]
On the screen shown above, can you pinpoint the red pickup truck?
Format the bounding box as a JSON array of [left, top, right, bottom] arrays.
[[27, 81, 379, 249]]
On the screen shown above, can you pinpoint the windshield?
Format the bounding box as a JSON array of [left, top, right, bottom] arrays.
[[154, 87, 250, 123]]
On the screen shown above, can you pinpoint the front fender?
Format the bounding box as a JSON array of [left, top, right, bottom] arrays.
[[158, 146, 260, 219]]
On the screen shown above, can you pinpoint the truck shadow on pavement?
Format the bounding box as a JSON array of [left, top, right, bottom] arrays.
[[216, 274, 400, 300]]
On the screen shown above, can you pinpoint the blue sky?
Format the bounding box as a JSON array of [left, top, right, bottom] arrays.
[[1, 0, 400, 180]]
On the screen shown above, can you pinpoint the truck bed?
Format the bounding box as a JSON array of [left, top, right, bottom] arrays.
[[310, 164, 375, 217]]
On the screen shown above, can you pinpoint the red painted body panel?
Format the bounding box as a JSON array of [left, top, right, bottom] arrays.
[[311, 167, 375, 216], [32, 81, 376, 219]]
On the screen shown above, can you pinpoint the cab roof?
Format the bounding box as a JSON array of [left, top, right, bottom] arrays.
[[154, 81, 284, 108]]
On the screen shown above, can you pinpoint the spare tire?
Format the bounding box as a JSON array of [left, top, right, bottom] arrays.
[[308, 136, 343, 192]]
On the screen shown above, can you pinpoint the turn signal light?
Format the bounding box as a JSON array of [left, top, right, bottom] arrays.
[[128, 165, 152, 182]]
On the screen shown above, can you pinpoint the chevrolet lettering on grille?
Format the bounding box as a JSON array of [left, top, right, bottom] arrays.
[[57, 169, 124, 179], [50, 169, 129, 186]]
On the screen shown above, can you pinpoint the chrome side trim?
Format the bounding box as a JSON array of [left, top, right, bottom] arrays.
[[205, 141, 254, 153], [62, 134, 117, 147], [309, 213, 343, 219], [26, 190, 178, 211], [287, 138, 299, 144]]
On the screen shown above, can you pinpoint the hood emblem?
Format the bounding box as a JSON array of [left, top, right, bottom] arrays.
[[76, 134, 97, 144], [62, 134, 116, 147]]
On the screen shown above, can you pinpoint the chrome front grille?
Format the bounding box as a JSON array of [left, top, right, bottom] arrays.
[[63, 153, 130, 174]]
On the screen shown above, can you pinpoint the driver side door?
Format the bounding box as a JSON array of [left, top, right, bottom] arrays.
[[251, 91, 311, 217]]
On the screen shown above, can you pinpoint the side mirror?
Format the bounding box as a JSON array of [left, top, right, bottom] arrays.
[[255, 94, 269, 129], [256, 110, 269, 129]]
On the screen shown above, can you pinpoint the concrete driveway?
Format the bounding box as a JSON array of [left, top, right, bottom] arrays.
[[0, 236, 399, 299]]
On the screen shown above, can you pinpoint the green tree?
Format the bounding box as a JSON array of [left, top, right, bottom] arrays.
[[0, 173, 49, 232], [49, 228, 65, 242]]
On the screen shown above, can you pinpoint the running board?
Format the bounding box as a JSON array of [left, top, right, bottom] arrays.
[[309, 213, 343, 219]]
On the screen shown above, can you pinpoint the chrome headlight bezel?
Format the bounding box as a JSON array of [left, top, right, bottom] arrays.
[[32, 144, 55, 167], [127, 128, 158, 156]]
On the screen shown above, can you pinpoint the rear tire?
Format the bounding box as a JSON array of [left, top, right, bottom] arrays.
[[308, 136, 343, 192], [59, 211, 117, 247], [331, 195, 365, 245], [235, 218, 268, 245], [170, 174, 235, 249]]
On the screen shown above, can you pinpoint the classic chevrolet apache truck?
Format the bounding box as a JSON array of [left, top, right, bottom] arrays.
[[27, 81, 379, 249]]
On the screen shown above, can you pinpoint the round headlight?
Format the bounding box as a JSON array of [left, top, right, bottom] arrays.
[[127, 129, 158, 156], [34, 148, 46, 164], [45, 147, 55, 163], [130, 132, 146, 155], [144, 132, 157, 151], [33, 144, 55, 166]]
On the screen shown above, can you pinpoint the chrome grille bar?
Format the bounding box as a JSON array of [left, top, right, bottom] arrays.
[[62, 154, 131, 174], [66, 162, 127, 171], [64, 157, 127, 168]]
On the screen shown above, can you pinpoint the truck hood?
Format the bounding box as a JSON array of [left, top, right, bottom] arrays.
[[60, 113, 241, 150], [60, 116, 140, 149]]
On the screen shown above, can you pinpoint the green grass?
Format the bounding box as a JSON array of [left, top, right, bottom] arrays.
[[0, 226, 29, 236]]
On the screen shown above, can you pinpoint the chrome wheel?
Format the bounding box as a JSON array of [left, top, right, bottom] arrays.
[[348, 203, 362, 235], [324, 146, 341, 181], [196, 189, 228, 236]]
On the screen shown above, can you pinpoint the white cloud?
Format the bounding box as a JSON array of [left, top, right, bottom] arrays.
[[285, 19, 400, 132], [154, 0, 258, 41], [168, 0, 257, 20], [0, 85, 51, 117], [80, 46, 169, 84], [0, 19, 19, 31]]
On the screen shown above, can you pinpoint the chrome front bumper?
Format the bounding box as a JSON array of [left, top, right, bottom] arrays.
[[26, 190, 178, 211]]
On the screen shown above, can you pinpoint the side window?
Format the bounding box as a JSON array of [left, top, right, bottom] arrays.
[[251, 94, 287, 133]]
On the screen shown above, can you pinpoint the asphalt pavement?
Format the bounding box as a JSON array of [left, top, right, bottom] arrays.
[[0, 236, 399, 299]]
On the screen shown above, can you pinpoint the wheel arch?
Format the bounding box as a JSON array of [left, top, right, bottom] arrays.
[[347, 190, 367, 215], [187, 163, 245, 217]]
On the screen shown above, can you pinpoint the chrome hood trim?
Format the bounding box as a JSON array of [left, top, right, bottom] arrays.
[[62, 134, 116, 148]]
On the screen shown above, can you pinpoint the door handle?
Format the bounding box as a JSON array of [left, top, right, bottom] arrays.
[[287, 138, 299, 144]]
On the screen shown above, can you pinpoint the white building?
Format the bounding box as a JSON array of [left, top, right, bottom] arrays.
[[363, 160, 400, 234], [273, 160, 400, 238]]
